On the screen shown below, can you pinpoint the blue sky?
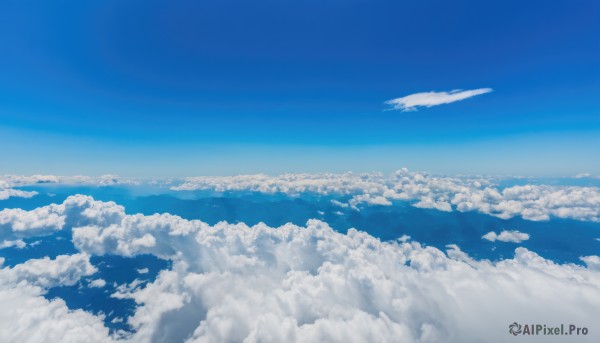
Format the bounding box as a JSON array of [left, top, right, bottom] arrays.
[[1, 0, 599, 176]]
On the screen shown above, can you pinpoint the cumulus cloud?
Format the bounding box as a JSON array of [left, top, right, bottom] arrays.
[[0, 239, 26, 249], [1, 253, 97, 288], [0, 194, 132, 251], [0, 285, 115, 343], [83, 206, 600, 342], [172, 169, 600, 222], [0, 204, 66, 241], [0, 187, 38, 200], [482, 230, 530, 243], [2, 197, 598, 342], [580, 255, 600, 271], [0, 179, 38, 200], [0, 245, 116, 342], [385, 88, 492, 111], [1, 197, 599, 342], [89, 279, 107, 288]]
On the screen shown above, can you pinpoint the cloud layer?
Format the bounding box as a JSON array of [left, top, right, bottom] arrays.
[[0, 174, 144, 202], [385, 88, 492, 111], [0, 174, 140, 189], [5, 170, 600, 222], [1, 196, 599, 342], [172, 170, 600, 222]]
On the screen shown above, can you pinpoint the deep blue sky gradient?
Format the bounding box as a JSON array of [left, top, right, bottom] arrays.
[[1, 0, 599, 176]]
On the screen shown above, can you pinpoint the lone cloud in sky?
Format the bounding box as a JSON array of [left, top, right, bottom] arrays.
[[386, 88, 493, 111]]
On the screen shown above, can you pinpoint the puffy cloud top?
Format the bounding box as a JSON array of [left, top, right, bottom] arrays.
[[1, 196, 599, 342], [0, 204, 65, 241], [1, 253, 96, 288]]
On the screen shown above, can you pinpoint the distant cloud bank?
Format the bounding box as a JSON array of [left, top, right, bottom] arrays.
[[3, 170, 600, 222], [171, 170, 600, 222], [0, 174, 139, 201], [385, 88, 492, 111]]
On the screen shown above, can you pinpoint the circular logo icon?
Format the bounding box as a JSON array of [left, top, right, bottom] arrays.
[[509, 322, 522, 336]]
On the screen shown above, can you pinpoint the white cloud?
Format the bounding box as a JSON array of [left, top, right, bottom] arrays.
[[132, 234, 156, 248], [0, 187, 38, 201], [0, 175, 60, 187], [0, 239, 26, 249], [89, 279, 107, 288], [0, 285, 115, 343], [111, 317, 124, 324], [0, 193, 129, 242], [171, 170, 600, 222], [482, 230, 530, 243], [412, 197, 452, 212], [481, 231, 497, 242], [137, 268, 149, 274], [348, 194, 392, 208], [0, 204, 66, 242], [398, 234, 411, 242], [5, 171, 600, 223], [580, 256, 600, 271], [0, 250, 116, 342], [27, 197, 600, 342], [171, 172, 387, 196], [331, 199, 349, 208], [1, 253, 97, 288], [2, 197, 600, 342], [0, 174, 144, 190], [385, 88, 492, 111], [0, 178, 38, 200]]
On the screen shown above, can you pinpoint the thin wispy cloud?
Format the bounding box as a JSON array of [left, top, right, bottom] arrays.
[[385, 88, 492, 111]]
